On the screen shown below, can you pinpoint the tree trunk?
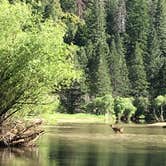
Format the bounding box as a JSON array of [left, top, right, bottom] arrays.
[[160, 106, 164, 122], [153, 108, 160, 122], [117, 113, 121, 123]]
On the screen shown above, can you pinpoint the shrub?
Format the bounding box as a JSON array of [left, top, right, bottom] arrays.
[[86, 94, 114, 115], [114, 97, 136, 123]]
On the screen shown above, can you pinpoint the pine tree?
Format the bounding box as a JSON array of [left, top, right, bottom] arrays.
[[154, 0, 166, 95], [106, 0, 118, 35], [60, 0, 86, 18], [146, 27, 162, 97], [116, 35, 130, 96], [145, 0, 166, 97], [109, 39, 121, 96], [156, 60, 166, 95], [154, 0, 166, 57], [95, 42, 112, 97], [129, 42, 149, 97], [60, 0, 76, 13], [41, 0, 62, 21], [126, 0, 149, 49], [85, 0, 112, 97], [108, 37, 130, 97], [125, 0, 150, 97]]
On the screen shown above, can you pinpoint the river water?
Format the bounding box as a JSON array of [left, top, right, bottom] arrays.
[[1, 124, 166, 166]]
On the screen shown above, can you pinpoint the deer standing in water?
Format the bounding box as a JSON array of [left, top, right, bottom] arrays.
[[110, 124, 124, 134]]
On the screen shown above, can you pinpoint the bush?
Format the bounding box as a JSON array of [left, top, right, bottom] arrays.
[[85, 94, 114, 115], [153, 95, 166, 122], [114, 97, 136, 123], [134, 97, 150, 120]]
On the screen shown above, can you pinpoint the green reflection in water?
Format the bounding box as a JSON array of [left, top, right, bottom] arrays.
[[1, 124, 166, 166]]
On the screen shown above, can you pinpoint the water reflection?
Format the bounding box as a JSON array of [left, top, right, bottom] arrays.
[[45, 136, 166, 166], [0, 147, 40, 166], [1, 124, 166, 166]]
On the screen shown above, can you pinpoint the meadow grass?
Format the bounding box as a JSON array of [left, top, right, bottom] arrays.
[[24, 113, 115, 125]]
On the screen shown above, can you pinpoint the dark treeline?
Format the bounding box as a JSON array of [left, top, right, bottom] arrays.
[[57, 0, 166, 122]]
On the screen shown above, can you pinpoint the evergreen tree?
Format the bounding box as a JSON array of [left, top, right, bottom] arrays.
[[60, 0, 76, 13], [116, 36, 130, 96], [146, 27, 162, 97], [154, 0, 166, 96], [129, 42, 149, 97], [108, 37, 130, 97], [42, 0, 62, 21], [109, 39, 121, 96], [156, 60, 166, 95], [154, 0, 166, 57], [145, 0, 166, 97], [126, 0, 149, 47], [106, 0, 118, 35], [85, 0, 112, 97], [95, 42, 112, 97], [125, 0, 149, 97]]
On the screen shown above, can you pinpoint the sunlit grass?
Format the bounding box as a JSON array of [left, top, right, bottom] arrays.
[[24, 112, 115, 125]]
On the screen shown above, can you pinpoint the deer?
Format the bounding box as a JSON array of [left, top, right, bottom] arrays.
[[110, 124, 124, 134]]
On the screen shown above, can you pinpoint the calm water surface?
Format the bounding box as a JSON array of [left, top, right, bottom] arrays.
[[1, 124, 166, 166]]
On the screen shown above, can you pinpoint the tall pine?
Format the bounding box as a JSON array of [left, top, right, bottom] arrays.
[[108, 37, 130, 97], [129, 42, 149, 97], [153, 0, 166, 96], [85, 0, 112, 97], [146, 27, 162, 97], [126, 0, 149, 97]]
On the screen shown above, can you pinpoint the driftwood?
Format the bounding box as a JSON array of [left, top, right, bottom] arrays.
[[0, 119, 44, 147]]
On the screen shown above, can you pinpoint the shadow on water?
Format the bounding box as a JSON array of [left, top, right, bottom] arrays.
[[1, 124, 166, 166]]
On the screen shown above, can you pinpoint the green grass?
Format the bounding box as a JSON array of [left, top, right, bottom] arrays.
[[24, 113, 116, 125]]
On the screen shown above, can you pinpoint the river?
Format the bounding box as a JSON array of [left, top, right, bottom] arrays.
[[1, 124, 166, 166]]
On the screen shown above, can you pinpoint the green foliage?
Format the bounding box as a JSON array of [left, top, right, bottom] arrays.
[[153, 95, 166, 122], [62, 12, 82, 44], [146, 27, 162, 97], [157, 60, 166, 95], [154, 95, 166, 106], [95, 42, 112, 97], [125, 0, 150, 98], [147, 0, 166, 97], [128, 42, 149, 97], [134, 97, 150, 118], [154, 0, 166, 57], [114, 97, 136, 123], [108, 36, 130, 97], [2, 0, 165, 123], [86, 0, 112, 97], [86, 95, 114, 115], [122, 97, 137, 122], [0, 0, 80, 121], [60, 0, 76, 13], [114, 97, 125, 114], [42, 0, 62, 21], [126, 0, 149, 46], [57, 81, 87, 114]]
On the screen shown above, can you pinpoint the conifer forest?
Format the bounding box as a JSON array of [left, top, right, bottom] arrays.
[[0, 0, 166, 127]]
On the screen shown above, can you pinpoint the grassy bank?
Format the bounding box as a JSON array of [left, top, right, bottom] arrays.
[[23, 113, 116, 125]]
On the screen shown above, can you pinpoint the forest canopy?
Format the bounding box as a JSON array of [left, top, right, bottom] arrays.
[[0, 0, 80, 123], [0, 0, 165, 123]]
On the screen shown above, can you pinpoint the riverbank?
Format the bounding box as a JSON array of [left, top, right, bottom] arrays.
[[147, 122, 166, 127], [22, 113, 166, 127], [23, 113, 115, 125]]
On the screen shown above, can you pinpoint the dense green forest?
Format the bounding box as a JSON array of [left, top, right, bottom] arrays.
[[0, 0, 166, 124]]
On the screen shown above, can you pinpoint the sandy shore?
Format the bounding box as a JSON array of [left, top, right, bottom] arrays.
[[147, 122, 166, 127]]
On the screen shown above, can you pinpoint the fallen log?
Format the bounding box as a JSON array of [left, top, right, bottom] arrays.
[[0, 119, 44, 147]]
